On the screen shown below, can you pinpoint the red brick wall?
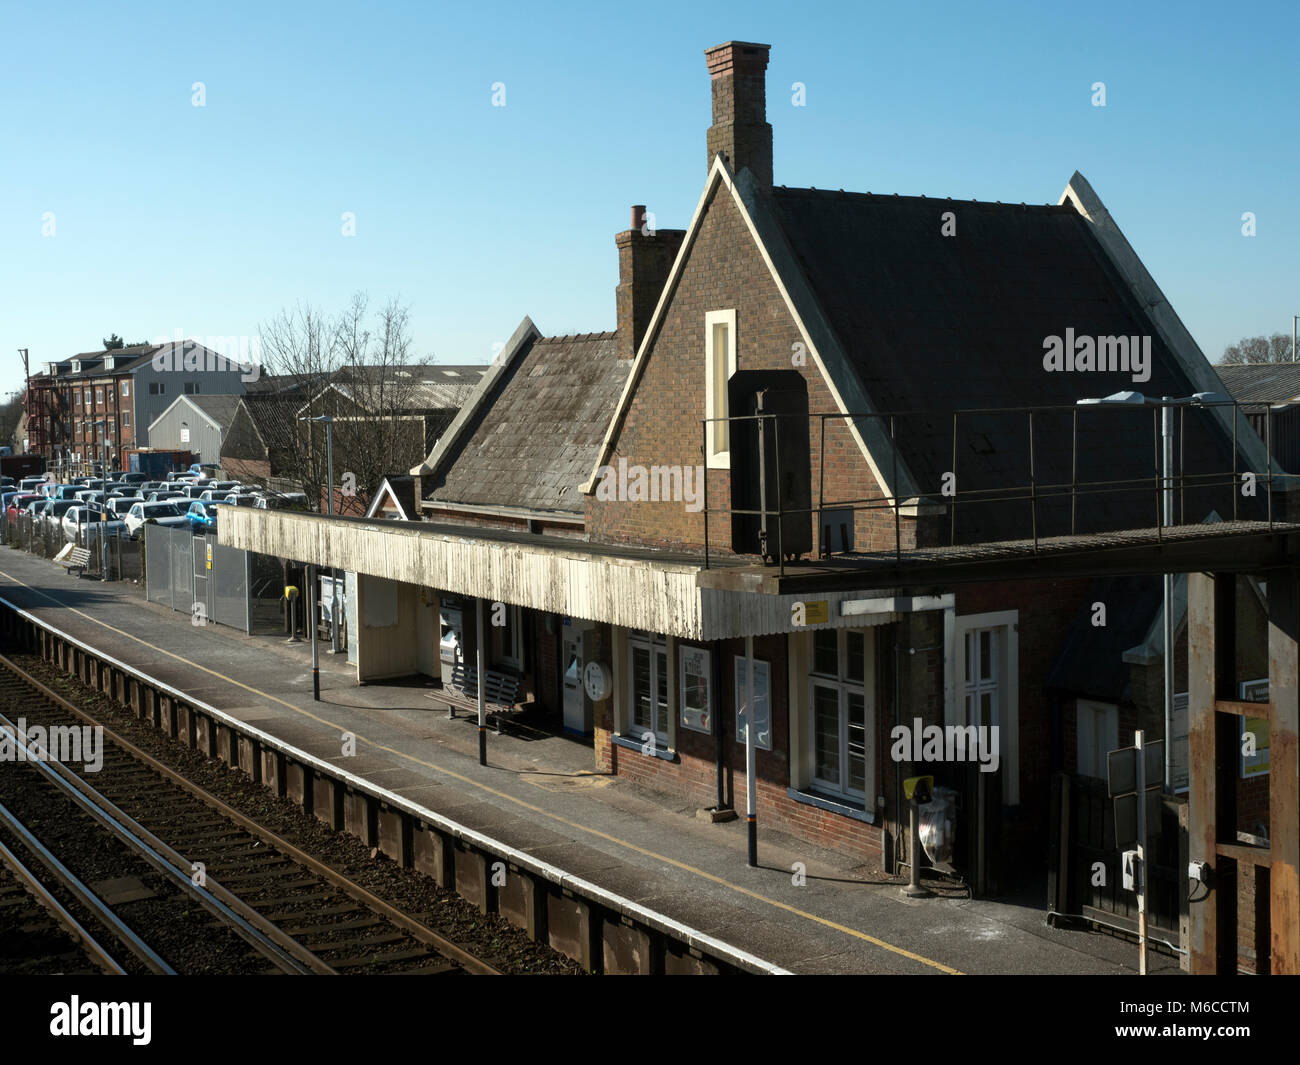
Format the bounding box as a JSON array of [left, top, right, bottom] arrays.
[[585, 181, 910, 556], [222, 457, 271, 483]]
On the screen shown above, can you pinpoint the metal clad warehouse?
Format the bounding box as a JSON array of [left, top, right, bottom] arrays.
[[146, 394, 241, 465]]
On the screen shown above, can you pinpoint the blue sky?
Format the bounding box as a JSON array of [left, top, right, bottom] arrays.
[[2, 0, 1296, 399]]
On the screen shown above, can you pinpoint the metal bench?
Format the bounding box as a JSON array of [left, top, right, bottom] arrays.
[[443, 662, 521, 732], [54, 544, 92, 578]]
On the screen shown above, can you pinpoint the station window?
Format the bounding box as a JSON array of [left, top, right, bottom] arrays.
[[807, 629, 871, 802], [704, 309, 736, 468], [628, 631, 670, 748]]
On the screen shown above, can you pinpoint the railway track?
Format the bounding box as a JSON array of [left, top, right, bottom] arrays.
[[0, 836, 123, 975], [0, 652, 502, 975]]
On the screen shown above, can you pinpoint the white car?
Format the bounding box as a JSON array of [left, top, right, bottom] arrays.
[[124, 501, 190, 538], [60, 504, 101, 539], [105, 496, 144, 518]]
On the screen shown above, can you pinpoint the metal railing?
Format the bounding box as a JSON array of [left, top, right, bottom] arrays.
[[701, 398, 1289, 572]]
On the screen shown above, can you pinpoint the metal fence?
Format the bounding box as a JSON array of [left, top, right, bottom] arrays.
[[2, 512, 140, 581], [143, 524, 285, 634]]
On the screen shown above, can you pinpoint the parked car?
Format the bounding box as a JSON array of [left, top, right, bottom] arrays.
[[105, 496, 144, 518], [19, 476, 49, 492], [186, 500, 226, 532], [253, 492, 309, 510], [124, 501, 190, 538], [62, 505, 105, 540], [148, 489, 186, 503], [53, 485, 85, 501], [223, 492, 261, 507], [120, 472, 149, 485], [37, 499, 77, 529], [4, 493, 41, 519], [2, 488, 35, 511]]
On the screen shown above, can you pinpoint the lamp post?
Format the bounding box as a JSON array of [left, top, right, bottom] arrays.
[[1077, 390, 1229, 794], [92, 420, 111, 581], [300, 415, 340, 654]]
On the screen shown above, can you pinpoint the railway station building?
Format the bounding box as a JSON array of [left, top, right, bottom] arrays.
[[220, 38, 1290, 929]]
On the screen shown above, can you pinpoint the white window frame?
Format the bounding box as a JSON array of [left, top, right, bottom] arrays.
[[805, 629, 873, 803], [121, 381, 129, 397], [626, 630, 672, 749], [946, 609, 1019, 805], [1076, 699, 1118, 779], [704, 309, 737, 469]]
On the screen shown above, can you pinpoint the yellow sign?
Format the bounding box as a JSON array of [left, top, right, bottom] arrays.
[[904, 775, 934, 801], [804, 600, 829, 625], [205, 543, 213, 571]]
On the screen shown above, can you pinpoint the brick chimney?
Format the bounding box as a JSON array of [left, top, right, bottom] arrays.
[[705, 40, 772, 188], [616, 205, 686, 359]]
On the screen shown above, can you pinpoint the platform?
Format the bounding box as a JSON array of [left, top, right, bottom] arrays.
[[0, 546, 1180, 974]]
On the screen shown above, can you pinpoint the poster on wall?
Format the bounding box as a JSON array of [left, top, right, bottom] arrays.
[[679, 646, 712, 734], [734, 656, 771, 751]]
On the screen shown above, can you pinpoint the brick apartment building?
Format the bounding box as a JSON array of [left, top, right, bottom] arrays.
[[24, 341, 249, 472]]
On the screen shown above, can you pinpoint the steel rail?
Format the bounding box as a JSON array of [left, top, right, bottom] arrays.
[[0, 701, 323, 975], [0, 653, 502, 976], [0, 801, 163, 974]]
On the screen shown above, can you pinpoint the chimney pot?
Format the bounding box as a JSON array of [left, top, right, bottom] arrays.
[[631, 205, 647, 231]]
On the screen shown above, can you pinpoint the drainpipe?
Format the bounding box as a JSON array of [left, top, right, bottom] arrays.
[[477, 597, 487, 766], [714, 638, 727, 811], [745, 634, 757, 867], [309, 564, 319, 701]]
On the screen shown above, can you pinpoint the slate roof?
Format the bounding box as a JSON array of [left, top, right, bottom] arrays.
[[239, 394, 301, 452], [765, 188, 1255, 540], [325, 364, 488, 412], [64, 345, 160, 378], [185, 394, 243, 430], [426, 333, 628, 514], [1215, 362, 1300, 404]]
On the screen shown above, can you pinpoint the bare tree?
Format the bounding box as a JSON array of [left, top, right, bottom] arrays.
[[1220, 332, 1296, 365], [255, 293, 452, 513]]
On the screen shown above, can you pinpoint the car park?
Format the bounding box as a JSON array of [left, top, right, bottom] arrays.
[[124, 501, 190, 538]]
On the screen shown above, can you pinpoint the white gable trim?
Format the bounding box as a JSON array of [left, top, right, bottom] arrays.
[[412, 315, 541, 477], [365, 477, 412, 521], [1059, 171, 1273, 482]]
